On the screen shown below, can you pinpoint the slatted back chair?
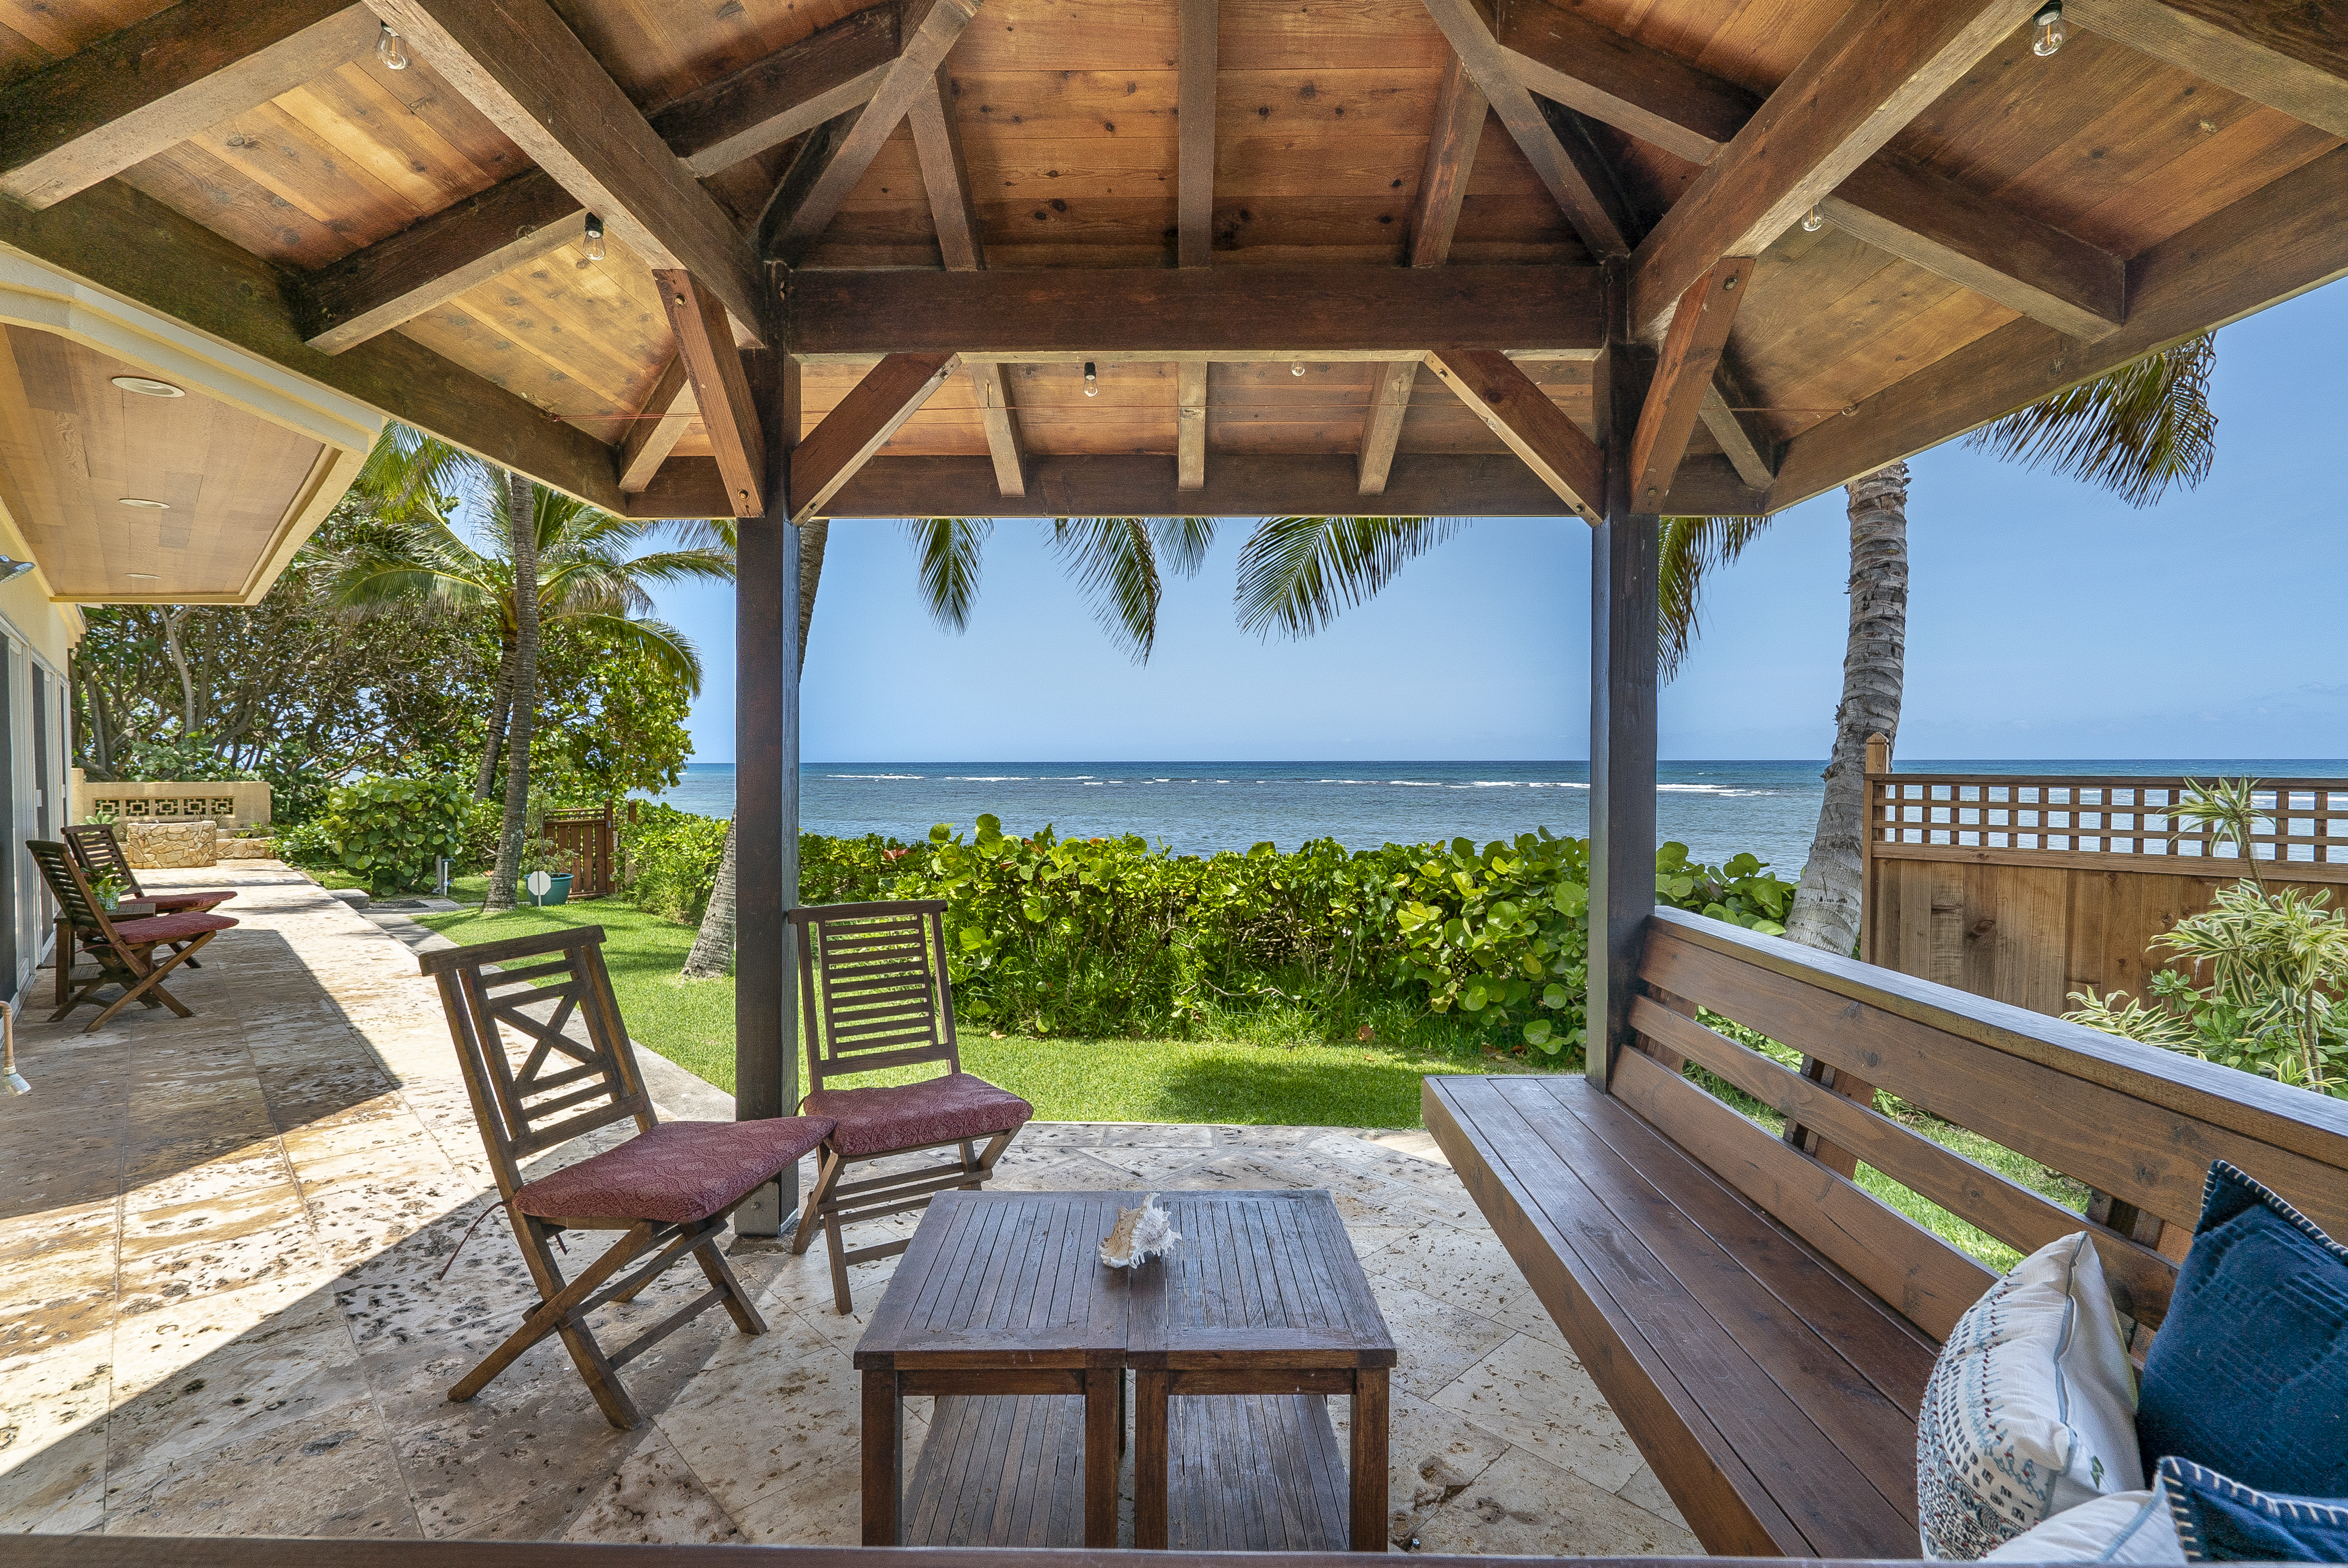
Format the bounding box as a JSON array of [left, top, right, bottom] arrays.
[[59, 823, 237, 1001], [787, 900, 1033, 1313], [419, 926, 834, 1429], [30, 838, 236, 1033]]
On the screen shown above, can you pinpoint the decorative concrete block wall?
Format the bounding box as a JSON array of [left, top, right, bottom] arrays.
[[71, 772, 272, 831], [125, 819, 218, 869]]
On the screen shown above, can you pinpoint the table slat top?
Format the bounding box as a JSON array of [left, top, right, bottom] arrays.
[[1130, 1191, 1394, 1368]]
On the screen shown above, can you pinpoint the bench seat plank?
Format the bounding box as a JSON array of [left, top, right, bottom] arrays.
[[1429, 1073, 1931, 1559]]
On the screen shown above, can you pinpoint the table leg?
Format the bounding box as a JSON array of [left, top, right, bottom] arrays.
[[1134, 1369, 1171, 1549], [1350, 1366, 1388, 1551], [1084, 1365, 1121, 1547], [860, 1368, 901, 1545]]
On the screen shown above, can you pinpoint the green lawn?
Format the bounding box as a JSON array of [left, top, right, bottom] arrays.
[[410, 892, 1509, 1129]]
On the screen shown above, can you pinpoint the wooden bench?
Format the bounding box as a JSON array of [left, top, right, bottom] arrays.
[[1425, 905, 2348, 1559]]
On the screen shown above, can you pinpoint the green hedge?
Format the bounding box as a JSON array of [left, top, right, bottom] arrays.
[[620, 804, 733, 923], [299, 774, 474, 895]]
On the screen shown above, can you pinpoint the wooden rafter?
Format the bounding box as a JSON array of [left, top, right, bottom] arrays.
[[1423, 348, 1606, 519], [1629, 260, 1752, 508], [2067, 0, 2348, 139], [0, 0, 379, 209], [1699, 374, 1778, 492], [790, 267, 1603, 360], [967, 362, 1029, 498], [655, 3, 900, 176], [1177, 362, 1208, 492], [369, 0, 766, 339], [617, 356, 697, 495], [655, 271, 766, 518], [765, 0, 984, 265], [1178, 0, 1220, 267], [789, 352, 962, 522], [1630, 0, 2040, 333], [1360, 57, 1487, 497]]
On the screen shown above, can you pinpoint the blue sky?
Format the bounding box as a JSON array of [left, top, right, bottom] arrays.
[[650, 281, 2348, 764]]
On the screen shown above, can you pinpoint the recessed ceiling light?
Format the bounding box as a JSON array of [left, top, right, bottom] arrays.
[[126, 572, 160, 580], [110, 375, 185, 398], [118, 497, 169, 509]]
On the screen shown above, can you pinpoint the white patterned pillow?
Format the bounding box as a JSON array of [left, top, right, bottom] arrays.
[[1919, 1232, 2146, 1558]]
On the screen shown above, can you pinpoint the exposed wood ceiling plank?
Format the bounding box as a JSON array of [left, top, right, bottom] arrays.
[[765, 0, 983, 265], [790, 351, 961, 522], [633, 453, 1765, 521], [1177, 361, 1208, 491], [1178, 0, 1219, 267], [791, 267, 1604, 360], [0, 176, 624, 510], [1423, 347, 1606, 519], [1767, 142, 2348, 509], [1629, 0, 2040, 333], [1630, 259, 1752, 508], [1700, 382, 1779, 491], [655, 270, 765, 516], [1417, 0, 1630, 258], [2067, 0, 2348, 139], [617, 355, 696, 494], [0, 0, 380, 209], [370, 0, 767, 340], [967, 361, 1028, 498], [652, 3, 900, 176]]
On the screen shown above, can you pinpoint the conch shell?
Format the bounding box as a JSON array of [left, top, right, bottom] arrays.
[[1099, 1192, 1181, 1268]]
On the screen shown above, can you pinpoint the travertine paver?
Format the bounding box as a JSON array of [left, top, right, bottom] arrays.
[[0, 864, 1696, 1554]]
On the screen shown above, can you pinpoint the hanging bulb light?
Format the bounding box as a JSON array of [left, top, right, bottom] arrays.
[[1291, 360, 1305, 377], [376, 23, 408, 70], [582, 214, 606, 263], [2032, 1, 2066, 56], [1801, 206, 1825, 233], [1083, 361, 1099, 398]]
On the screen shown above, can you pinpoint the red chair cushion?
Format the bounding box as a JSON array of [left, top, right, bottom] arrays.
[[107, 911, 238, 943], [802, 1071, 1033, 1158], [147, 890, 236, 911], [512, 1116, 837, 1224]]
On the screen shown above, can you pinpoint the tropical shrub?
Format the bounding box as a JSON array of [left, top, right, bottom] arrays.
[[303, 774, 475, 895], [621, 804, 733, 923]]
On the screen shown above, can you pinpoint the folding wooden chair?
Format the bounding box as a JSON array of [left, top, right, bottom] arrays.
[[787, 899, 1034, 1313], [61, 822, 236, 1002], [30, 840, 236, 1033], [419, 926, 835, 1430]]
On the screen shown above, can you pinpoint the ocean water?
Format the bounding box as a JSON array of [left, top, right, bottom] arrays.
[[639, 759, 2347, 881]]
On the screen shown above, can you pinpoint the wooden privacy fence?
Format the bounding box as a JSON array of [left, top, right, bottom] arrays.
[[544, 807, 616, 899], [1860, 745, 2348, 1017]]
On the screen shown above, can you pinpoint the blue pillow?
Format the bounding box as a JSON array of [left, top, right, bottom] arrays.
[[2160, 1456, 2348, 1562], [2136, 1160, 2348, 1497]]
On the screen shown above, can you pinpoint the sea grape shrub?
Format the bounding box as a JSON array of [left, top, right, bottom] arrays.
[[309, 774, 473, 895], [620, 805, 732, 922]]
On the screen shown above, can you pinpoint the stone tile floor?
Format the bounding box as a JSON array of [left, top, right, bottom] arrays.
[[0, 864, 1697, 1554]]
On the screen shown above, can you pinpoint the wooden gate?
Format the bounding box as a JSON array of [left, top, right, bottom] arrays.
[[545, 807, 615, 899]]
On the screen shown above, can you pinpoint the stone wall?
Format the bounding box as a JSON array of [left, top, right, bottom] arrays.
[[124, 819, 217, 869], [216, 838, 277, 860]]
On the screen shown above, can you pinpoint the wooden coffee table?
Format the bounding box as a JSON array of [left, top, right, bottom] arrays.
[[854, 1187, 1394, 1552]]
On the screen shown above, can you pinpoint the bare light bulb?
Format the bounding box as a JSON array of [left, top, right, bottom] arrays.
[[1801, 206, 1824, 233], [1083, 361, 1098, 398], [376, 23, 408, 70], [1291, 360, 1305, 377], [582, 213, 606, 263], [2032, 1, 2066, 56]]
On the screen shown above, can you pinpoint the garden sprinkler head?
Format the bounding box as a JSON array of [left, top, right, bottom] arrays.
[[2, 1002, 27, 1096]]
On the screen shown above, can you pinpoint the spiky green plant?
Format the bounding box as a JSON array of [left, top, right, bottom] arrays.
[[1964, 335, 2217, 506], [2168, 775, 2270, 890]]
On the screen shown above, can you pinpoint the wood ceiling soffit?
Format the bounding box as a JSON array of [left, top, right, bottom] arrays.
[[655, 3, 901, 175], [2066, 0, 2348, 139], [0, 0, 381, 209], [1424, 348, 1605, 519], [0, 177, 623, 510], [1416, 0, 1630, 258], [618, 355, 697, 493], [1629, 260, 1752, 506], [1360, 56, 1485, 498], [1767, 141, 2348, 510], [1178, 0, 1219, 268], [766, 0, 983, 265], [655, 271, 765, 516], [791, 351, 961, 522], [1498, 2, 2128, 341], [367, 0, 766, 340], [788, 268, 1605, 360], [1628, 0, 2042, 333]]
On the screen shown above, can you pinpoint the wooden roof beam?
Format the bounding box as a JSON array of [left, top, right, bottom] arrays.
[[1629, 0, 2041, 335], [1424, 348, 1605, 520], [0, 0, 379, 209], [654, 3, 900, 175], [765, 0, 983, 265], [617, 356, 697, 495], [1178, 0, 1220, 268], [1700, 370, 1780, 491], [655, 271, 766, 517], [789, 351, 961, 522], [1629, 260, 1753, 508], [2066, 0, 2348, 139]]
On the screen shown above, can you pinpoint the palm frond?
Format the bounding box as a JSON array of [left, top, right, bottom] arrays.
[[1965, 334, 2217, 507], [906, 517, 991, 633], [1050, 518, 1173, 662], [1149, 516, 1217, 578], [561, 613, 706, 694], [1658, 515, 1773, 682], [1232, 516, 1465, 640], [352, 423, 496, 523]]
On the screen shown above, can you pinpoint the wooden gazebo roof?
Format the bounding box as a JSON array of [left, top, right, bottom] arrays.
[[1, 0, 2340, 530]]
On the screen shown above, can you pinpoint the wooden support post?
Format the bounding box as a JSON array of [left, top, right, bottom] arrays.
[[1177, 361, 1208, 490], [1860, 731, 1889, 963], [1588, 269, 1657, 1090]]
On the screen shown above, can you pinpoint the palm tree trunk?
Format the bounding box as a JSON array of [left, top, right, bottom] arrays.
[[1784, 461, 1909, 955], [681, 820, 738, 979], [475, 640, 515, 800], [486, 473, 540, 912]]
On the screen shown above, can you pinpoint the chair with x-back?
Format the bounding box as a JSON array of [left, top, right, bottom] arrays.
[[419, 925, 835, 1429], [787, 899, 1034, 1313], [60, 822, 238, 1004], [31, 838, 236, 1033]]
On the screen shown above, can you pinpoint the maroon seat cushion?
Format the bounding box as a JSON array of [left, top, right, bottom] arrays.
[[106, 911, 238, 943], [147, 890, 236, 911], [802, 1071, 1033, 1158], [513, 1116, 836, 1224]]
